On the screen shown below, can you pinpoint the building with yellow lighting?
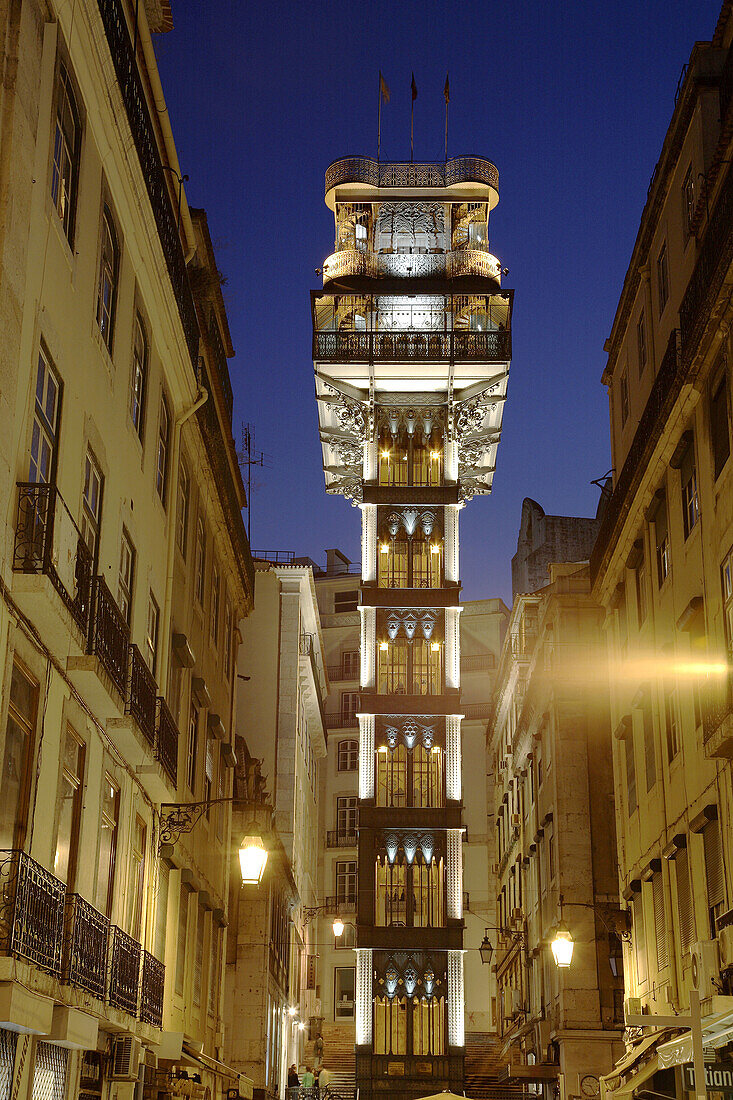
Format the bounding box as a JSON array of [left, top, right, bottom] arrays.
[[591, 4, 733, 1095]]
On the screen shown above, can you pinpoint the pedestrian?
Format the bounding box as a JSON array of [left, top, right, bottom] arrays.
[[288, 1066, 299, 1089], [314, 1034, 324, 1062], [301, 1066, 315, 1090], [318, 1066, 331, 1095]]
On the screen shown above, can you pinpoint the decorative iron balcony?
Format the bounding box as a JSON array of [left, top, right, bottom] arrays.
[[156, 698, 179, 785], [108, 925, 142, 1016], [321, 248, 501, 285], [127, 645, 157, 746], [13, 483, 93, 635], [63, 893, 109, 998], [326, 714, 359, 729], [140, 950, 165, 1027], [680, 158, 733, 354], [324, 155, 499, 194], [462, 702, 494, 720], [313, 328, 511, 364], [327, 663, 360, 681], [89, 576, 130, 698], [0, 850, 65, 974], [207, 309, 234, 423], [326, 830, 359, 848], [324, 896, 357, 914]]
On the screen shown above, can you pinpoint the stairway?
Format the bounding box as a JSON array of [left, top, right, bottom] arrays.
[[464, 1032, 529, 1100], [305, 1022, 356, 1099]]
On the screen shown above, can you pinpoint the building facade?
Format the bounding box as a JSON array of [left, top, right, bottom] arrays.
[[312, 155, 513, 1100], [591, 4, 733, 1096], [0, 4, 253, 1100]]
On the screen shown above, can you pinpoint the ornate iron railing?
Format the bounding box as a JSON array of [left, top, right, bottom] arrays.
[[313, 329, 510, 363], [140, 950, 165, 1027], [326, 830, 358, 848], [326, 663, 360, 681], [96, 0, 199, 368], [679, 162, 733, 355], [326, 714, 359, 729], [702, 672, 733, 745], [208, 309, 234, 423], [324, 897, 357, 913], [322, 248, 502, 285], [13, 483, 93, 635], [324, 155, 499, 193], [462, 702, 494, 720], [63, 893, 109, 998], [590, 330, 681, 584], [108, 925, 141, 1016], [89, 576, 130, 697], [156, 697, 179, 785], [0, 850, 65, 974], [461, 653, 495, 671], [127, 644, 157, 746]]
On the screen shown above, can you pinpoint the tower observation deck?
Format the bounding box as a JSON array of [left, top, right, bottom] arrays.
[[312, 153, 513, 1100]]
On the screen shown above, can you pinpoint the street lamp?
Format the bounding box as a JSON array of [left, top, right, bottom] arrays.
[[479, 925, 526, 965], [479, 929, 494, 966], [332, 916, 345, 937], [238, 833, 269, 885], [550, 922, 574, 968]]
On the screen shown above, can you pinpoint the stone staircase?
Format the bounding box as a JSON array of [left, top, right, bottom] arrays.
[[305, 1022, 356, 1099], [464, 1032, 529, 1100]]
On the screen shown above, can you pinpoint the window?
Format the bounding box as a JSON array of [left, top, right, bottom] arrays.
[[0, 660, 38, 850], [334, 967, 355, 1019], [216, 757, 226, 842], [625, 726, 637, 815], [724, 549, 733, 662], [341, 691, 359, 726], [652, 870, 667, 970], [195, 519, 206, 605], [53, 725, 85, 888], [130, 315, 148, 438], [676, 847, 695, 955], [632, 892, 646, 984], [642, 696, 656, 791], [95, 774, 119, 917], [342, 650, 359, 678], [335, 922, 357, 949], [703, 817, 725, 938], [96, 206, 119, 349], [50, 64, 80, 244], [637, 312, 647, 376], [653, 498, 670, 586], [636, 556, 648, 626], [29, 349, 61, 484], [334, 589, 358, 613], [127, 815, 146, 939], [154, 860, 169, 963], [680, 440, 699, 539], [657, 241, 669, 314], [187, 700, 199, 793], [681, 165, 695, 243], [175, 884, 190, 995], [337, 795, 358, 836], [208, 924, 220, 1016], [176, 464, 190, 556], [620, 371, 629, 427], [223, 598, 233, 680], [211, 565, 220, 645], [156, 395, 170, 503], [193, 903, 205, 1005], [204, 734, 214, 812], [117, 528, 135, 624], [81, 448, 103, 560], [664, 681, 680, 762], [338, 739, 358, 771], [710, 372, 730, 479], [336, 860, 357, 903], [32, 1042, 68, 1100], [145, 593, 159, 676]]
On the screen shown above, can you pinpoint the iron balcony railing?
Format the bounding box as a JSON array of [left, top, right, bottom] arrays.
[[251, 549, 296, 563], [313, 329, 511, 364], [207, 308, 234, 423], [156, 698, 179, 786], [140, 949, 165, 1027], [89, 575, 130, 698], [462, 702, 494, 720], [127, 644, 157, 747], [108, 925, 142, 1016], [300, 635, 328, 733], [63, 893, 109, 999], [0, 850, 65, 975], [679, 158, 733, 354], [13, 483, 93, 635], [702, 672, 733, 746], [326, 830, 358, 848], [324, 897, 357, 914], [324, 155, 500, 193], [326, 714, 359, 729]]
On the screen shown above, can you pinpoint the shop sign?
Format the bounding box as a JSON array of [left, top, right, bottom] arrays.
[[683, 1063, 733, 1093]]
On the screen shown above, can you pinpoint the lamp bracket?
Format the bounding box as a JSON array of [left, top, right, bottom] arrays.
[[159, 799, 235, 846]]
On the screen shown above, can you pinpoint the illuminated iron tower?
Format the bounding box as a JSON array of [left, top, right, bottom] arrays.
[[313, 156, 512, 1100]]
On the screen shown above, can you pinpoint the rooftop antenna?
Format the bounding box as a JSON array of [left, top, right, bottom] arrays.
[[239, 423, 271, 541]]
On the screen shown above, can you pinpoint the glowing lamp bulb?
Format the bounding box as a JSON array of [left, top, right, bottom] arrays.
[[551, 925, 574, 968], [288, 1005, 297, 1017], [430, 544, 440, 555], [431, 642, 440, 652], [430, 451, 441, 460], [238, 834, 268, 885], [380, 641, 389, 651], [298, 1021, 306, 1031], [378, 745, 389, 753], [332, 917, 345, 937], [381, 450, 391, 459], [380, 543, 390, 554], [431, 746, 441, 754]]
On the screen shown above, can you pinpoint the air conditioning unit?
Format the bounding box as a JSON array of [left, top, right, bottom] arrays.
[[718, 927, 733, 969], [510, 988, 524, 1016], [535, 1019, 550, 1057], [110, 1037, 142, 1081], [624, 996, 642, 1024], [690, 940, 720, 998]]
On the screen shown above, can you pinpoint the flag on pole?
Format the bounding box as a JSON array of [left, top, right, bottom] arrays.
[[411, 72, 418, 100], [380, 71, 390, 103], [444, 74, 450, 103]]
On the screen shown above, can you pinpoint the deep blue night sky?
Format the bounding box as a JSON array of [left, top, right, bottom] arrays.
[[153, 1, 721, 603]]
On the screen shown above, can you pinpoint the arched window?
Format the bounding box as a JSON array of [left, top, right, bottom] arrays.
[[337, 739, 358, 772], [130, 314, 148, 437], [51, 64, 81, 243], [96, 207, 119, 349]]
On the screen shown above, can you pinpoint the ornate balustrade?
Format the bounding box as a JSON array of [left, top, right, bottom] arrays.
[[322, 248, 502, 285], [326, 830, 358, 848], [313, 329, 510, 363], [0, 850, 65, 974], [89, 576, 130, 697], [461, 702, 494, 720], [324, 897, 357, 913], [326, 713, 359, 730], [63, 893, 109, 998], [325, 155, 499, 193], [679, 161, 733, 354], [207, 309, 234, 423], [13, 483, 93, 635], [108, 925, 141, 1016], [140, 950, 165, 1027], [156, 698, 179, 785], [127, 645, 157, 746]]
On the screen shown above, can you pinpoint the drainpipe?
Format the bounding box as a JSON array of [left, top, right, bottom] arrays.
[[159, 385, 208, 695]]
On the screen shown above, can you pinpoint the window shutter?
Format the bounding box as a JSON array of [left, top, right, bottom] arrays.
[[625, 729, 637, 814], [633, 893, 646, 983], [676, 849, 695, 954], [655, 501, 668, 546], [643, 701, 656, 791], [703, 819, 725, 910], [206, 735, 214, 783], [653, 871, 667, 970]]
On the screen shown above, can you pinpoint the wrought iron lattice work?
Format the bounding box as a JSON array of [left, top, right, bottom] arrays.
[[0, 1028, 15, 1100], [108, 925, 141, 1016], [324, 156, 499, 193], [13, 483, 93, 634], [127, 644, 157, 746], [96, 0, 199, 368], [208, 309, 234, 422], [313, 330, 510, 363], [89, 576, 130, 698], [140, 950, 165, 1027], [0, 850, 65, 975], [679, 159, 733, 354], [32, 1042, 68, 1100], [63, 893, 109, 999], [156, 698, 179, 785]]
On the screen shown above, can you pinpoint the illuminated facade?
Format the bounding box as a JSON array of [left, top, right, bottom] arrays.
[[313, 156, 513, 1100]]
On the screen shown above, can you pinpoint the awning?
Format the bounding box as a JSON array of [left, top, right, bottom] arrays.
[[601, 1030, 677, 1095]]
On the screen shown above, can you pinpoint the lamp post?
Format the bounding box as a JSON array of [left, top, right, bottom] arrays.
[[303, 903, 346, 938], [479, 925, 526, 965]]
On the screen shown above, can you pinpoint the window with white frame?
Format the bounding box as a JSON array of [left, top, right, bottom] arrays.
[[195, 518, 206, 606], [96, 206, 119, 349], [156, 395, 170, 503], [50, 64, 81, 245], [145, 593, 159, 676], [81, 448, 103, 559], [338, 739, 358, 771], [130, 314, 148, 438], [30, 348, 61, 485], [117, 528, 135, 624], [657, 241, 669, 314]]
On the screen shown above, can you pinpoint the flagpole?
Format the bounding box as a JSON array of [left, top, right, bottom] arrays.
[[378, 71, 382, 163], [410, 97, 414, 163], [445, 97, 448, 162]]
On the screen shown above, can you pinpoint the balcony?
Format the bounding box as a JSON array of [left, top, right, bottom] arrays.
[[321, 248, 501, 285], [0, 850, 65, 974], [63, 893, 109, 998], [300, 634, 328, 735], [326, 830, 358, 848], [703, 674, 733, 759], [12, 483, 93, 650], [326, 713, 359, 730], [108, 925, 142, 1015], [156, 698, 179, 786], [462, 701, 494, 721], [313, 328, 511, 365], [140, 950, 165, 1027], [326, 663, 359, 682], [324, 897, 357, 914], [89, 576, 130, 699], [324, 155, 499, 195], [127, 644, 157, 747]]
